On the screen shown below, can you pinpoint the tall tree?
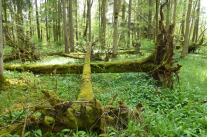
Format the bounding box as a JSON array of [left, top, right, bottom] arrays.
[[166, 0, 170, 29], [88, 0, 91, 42], [29, 0, 32, 37], [75, 0, 78, 41], [112, 0, 122, 58], [102, 0, 106, 48], [155, 0, 159, 42], [69, 0, 74, 51], [192, 0, 200, 42], [45, 0, 49, 41], [172, 0, 177, 33], [62, 0, 69, 53], [0, 0, 4, 83], [35, 0, 41, 41], [148, 0, 152, 40], [119, 0, 126, 46], [180, 0, 186, 40], [127, 0, 131, 47], [180, 0, 192, 59]]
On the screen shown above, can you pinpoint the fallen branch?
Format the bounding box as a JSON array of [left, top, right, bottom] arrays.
[[21, 104, 29, 137]]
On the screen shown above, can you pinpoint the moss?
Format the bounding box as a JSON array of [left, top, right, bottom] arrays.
[[0, 74, 5, 85], [44, 117, 55, 125], [106, 105, 117, 111], [105, 115, 116, 127], [41, 89, 62, 106], [0, 123, 23, 136]]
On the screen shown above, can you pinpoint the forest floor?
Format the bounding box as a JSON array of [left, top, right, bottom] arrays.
[[1, 41, 207, 136]]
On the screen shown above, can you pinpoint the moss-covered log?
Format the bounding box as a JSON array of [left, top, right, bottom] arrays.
[[4, 53, 155, 74], [1, 43, 144, 136]]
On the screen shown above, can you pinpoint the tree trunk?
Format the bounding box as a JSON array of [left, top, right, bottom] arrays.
[[88, 0, 91, 42], [29, 1, 32, 37], [62, 0, 69, 53], [112, 0, 122, 58], [166, 0, 170, 29], [0, 0, 3, 81], [180, 0, 192, 59], [69, 0, 74, 51], [189, 1, 198, 44], [45, 0, 49, 41], [180, 0, 186, 41], [58, 0, 61, 44], [192, 0, 200, 42], [127, 0, 131, 47], [155, 0, 159, 43], [4, 54, 156, 74], [83, 0, 90, 39], [3, 0, 8, 33], [53, 0, 56, 42], [35, 0, 41, 41], [75, 0, 78, 41], [119, 0, 126, 46], [102, 0, 106, 48], [172, 0, 177, 33], [148, 0, 152, 40]]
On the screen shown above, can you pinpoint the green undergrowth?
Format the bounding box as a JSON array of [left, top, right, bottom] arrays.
[[1, 46, 207, 136]]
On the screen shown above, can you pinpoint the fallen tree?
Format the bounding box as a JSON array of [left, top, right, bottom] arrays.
[[4, 2, 181, 88], [5, 34, 40, 62], [0, 2, 182, 136], [0, 43, 145, 136], [4, 53, 155, 74]]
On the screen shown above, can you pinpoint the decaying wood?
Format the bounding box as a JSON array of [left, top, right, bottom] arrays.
[[5, 34, 40, 62], [4, 53, 155, 74], [153, 0, 182, 88], [0, 43, 144, 136]]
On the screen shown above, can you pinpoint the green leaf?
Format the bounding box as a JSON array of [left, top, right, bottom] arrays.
[[61, 129, 70, 132], [24, 131, 31, 137], [35, 129, 42, 136]]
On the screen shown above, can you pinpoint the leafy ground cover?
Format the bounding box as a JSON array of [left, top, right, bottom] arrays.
[[1, 42, 207, 136]]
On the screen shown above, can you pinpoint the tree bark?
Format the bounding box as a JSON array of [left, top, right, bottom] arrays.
[[69, 0, 74, 51], [180, 0, 192, 59], [172, 0, 177, 33], [166, 0, 170, 29], [0, 0, 3, 79], [88, 0, 91, 42], [192, 0, 200, 42], [189, 1, 198, 44], [180, 0, 186, 41], [148, 0, 152, 40], [62, 0, 69, 53], [35, 0, 41, 41], [75, 0, 78, 41], [119, 0, 126, 46], [102, 0, 106, 48], [45, 0, 49, 41], [112, 0, 122, 58], [155, 0, 159, 43], [29, 1, 32, 37], [127, 0, 131, 47]]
